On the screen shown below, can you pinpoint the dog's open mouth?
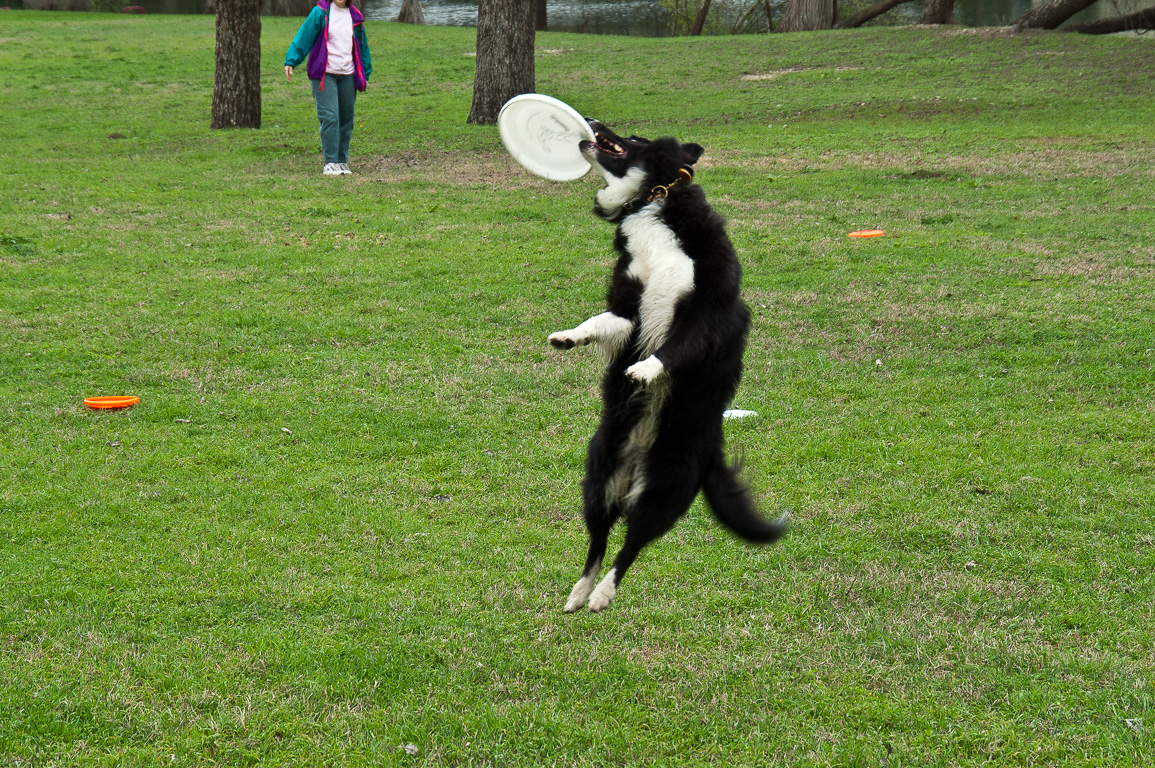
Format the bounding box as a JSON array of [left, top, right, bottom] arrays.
[[594, 132, 626, 158]]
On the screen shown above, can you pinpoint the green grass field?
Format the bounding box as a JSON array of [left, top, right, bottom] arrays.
[[1, 11, 1153, 766]]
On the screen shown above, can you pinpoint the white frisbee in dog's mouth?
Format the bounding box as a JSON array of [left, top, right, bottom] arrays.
[[498, 94, 596, 181]]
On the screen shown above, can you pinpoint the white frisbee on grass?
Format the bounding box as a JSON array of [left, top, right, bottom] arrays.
[[723, 409, 758, 420], [498, 94, 596, 181]]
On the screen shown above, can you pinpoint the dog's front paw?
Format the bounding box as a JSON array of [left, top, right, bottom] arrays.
[[549, 330, 587, 349], [626, 355, 665, 385]]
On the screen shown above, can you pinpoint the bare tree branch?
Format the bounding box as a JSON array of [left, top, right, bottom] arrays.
[[690, 0, 713, 35], [732, 0, 766, 32], [834, 0, 914, 29], [1012, 0, 1099, 31], [1064, 4, 1155, 32]]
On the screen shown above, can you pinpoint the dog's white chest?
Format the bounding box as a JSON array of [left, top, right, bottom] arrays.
[[621, 208, 695, 356]]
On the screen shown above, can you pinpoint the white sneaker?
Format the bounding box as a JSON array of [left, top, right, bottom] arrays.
[[323, 163, 343, 176], [338, 163, 352, 175]]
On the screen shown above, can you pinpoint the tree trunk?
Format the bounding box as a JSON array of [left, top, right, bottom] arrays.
[[468, 0, 535, 125], [689, 0, 713, 34], [835, 0, 912, 28], [535, 0, 547, 31], [1012, 0, 1100, 31], [1065, 4, 1155, 32], [211, 0, 261, 130], [397, 0, 426, 23], [777, 0, 836, 32], [918, 0, 957, 24]]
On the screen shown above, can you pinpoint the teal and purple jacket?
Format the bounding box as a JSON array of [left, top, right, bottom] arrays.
[[284, 0, 371, 92]]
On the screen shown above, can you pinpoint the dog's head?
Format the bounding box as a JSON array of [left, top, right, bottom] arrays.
[[580, 120, 704, 222]]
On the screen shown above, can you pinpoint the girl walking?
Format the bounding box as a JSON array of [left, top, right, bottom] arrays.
[[284, 0, 372, 176]]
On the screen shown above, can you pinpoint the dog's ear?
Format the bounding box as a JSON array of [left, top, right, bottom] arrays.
[[681, 143, 705, 166]]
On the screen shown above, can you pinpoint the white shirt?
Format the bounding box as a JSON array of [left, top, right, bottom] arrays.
[[326, 5, 355, 76]]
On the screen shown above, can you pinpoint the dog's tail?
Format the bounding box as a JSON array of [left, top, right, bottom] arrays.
[[702, 460, 789, 543]]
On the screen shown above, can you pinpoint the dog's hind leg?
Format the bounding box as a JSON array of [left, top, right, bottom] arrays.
[[565, 506, 615, 613], [587, 474, 699, 612], [565, 542, 605, 613], [565, 437, 622, 613], [586, 523, 668, 613]]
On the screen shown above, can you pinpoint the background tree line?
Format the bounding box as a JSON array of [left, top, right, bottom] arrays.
[[19, 0, 1155, 36], [22, 0, 1155, 34], [204, 0, 1150, 131]]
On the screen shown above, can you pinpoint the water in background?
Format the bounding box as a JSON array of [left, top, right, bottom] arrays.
[[360, 0, 1094, 32], [17, 0, 1121, 36], [363, 0, 671, 35]]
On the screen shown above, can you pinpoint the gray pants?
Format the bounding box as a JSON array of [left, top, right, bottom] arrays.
[[311, 74, 356, 165]]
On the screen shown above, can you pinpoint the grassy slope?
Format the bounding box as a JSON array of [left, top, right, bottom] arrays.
[[1, 12, 1153, 767]]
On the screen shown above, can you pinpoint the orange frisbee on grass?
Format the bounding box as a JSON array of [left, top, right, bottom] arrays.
[[848, 229, 885, 238], [84, 396, 139, 410]]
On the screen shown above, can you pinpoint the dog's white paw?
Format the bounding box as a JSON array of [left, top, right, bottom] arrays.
[[626, 355, 665, 385], [564, 574, 597, 613], [549, 330, 588, 349], [587, 571, 618, 612]]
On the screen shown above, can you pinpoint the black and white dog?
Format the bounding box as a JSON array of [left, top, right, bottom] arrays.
[[550, 121, 788, 613]]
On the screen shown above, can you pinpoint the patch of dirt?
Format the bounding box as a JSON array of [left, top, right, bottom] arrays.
[[741, 68, 810, 81], [709, 145, 1153, 181], [935, 25, 1017, 37], [741, 66, 863, 81], [347, 138, 1150, 194]]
